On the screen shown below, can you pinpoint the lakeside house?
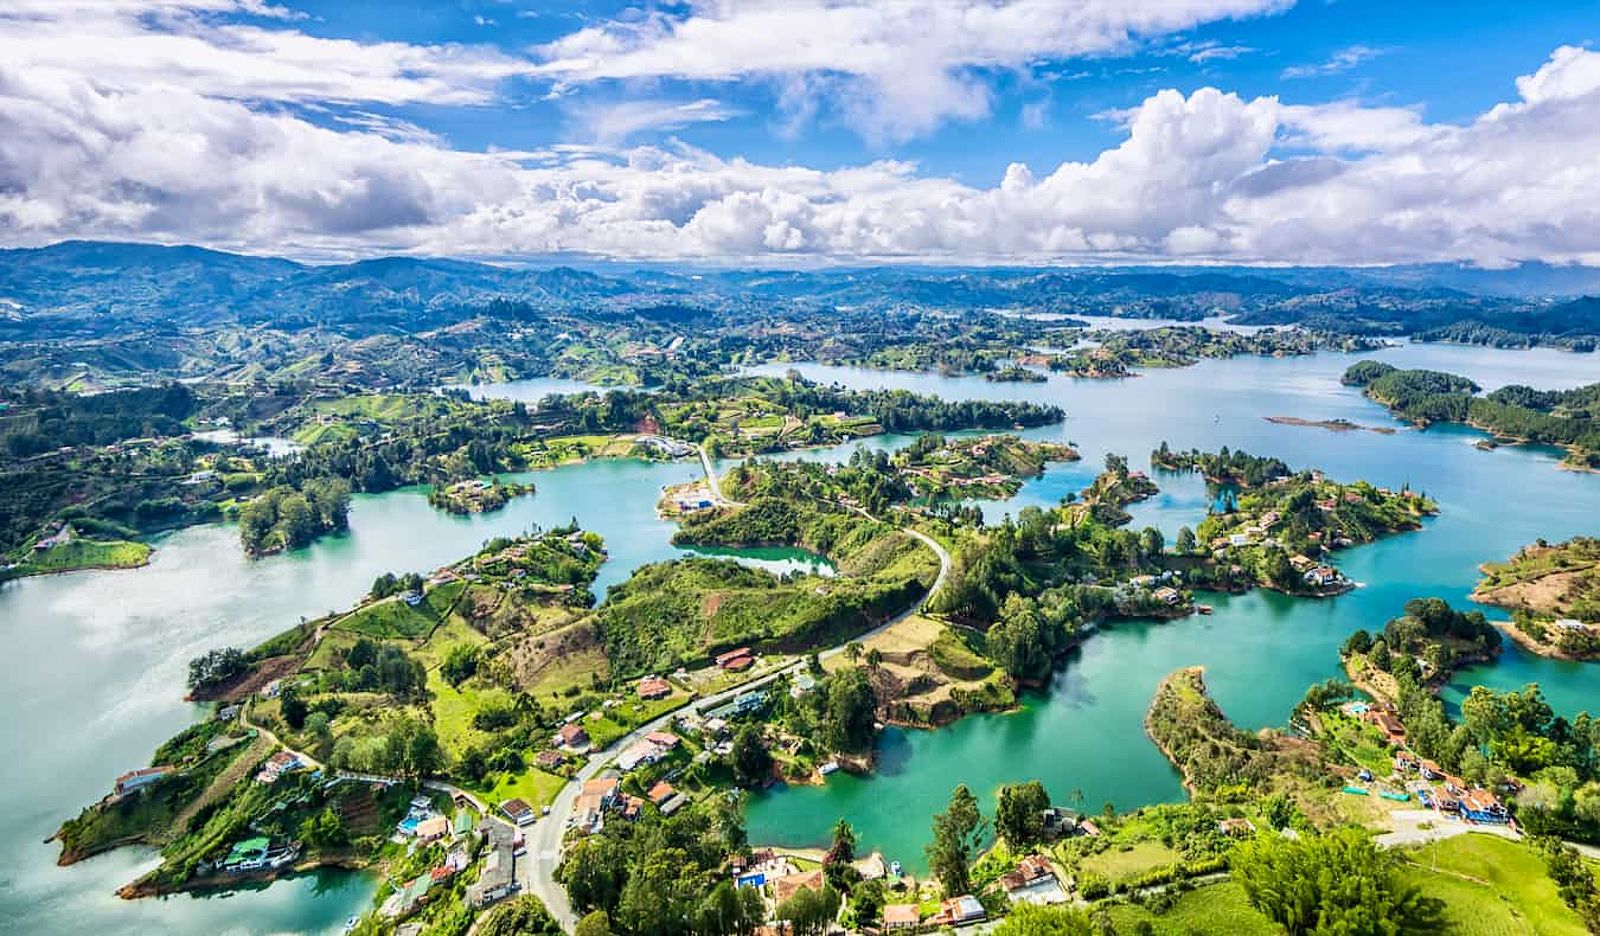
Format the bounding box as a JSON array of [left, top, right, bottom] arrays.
[[999, 855, 1066, 905], [883, 904, 920, 931], [771, 869, 825, 905], [1304, 566, 1340, 588], [931, 895, 986, 926], [1153, 586, 1182, 605], [1362, 708, 1407, 745], [33, 524, 75, 551], [255, 750, 303, 784], [114, 765, 175, 797]]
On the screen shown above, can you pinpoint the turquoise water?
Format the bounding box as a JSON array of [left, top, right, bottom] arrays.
[[3, 343, 1599, 930], [742, 345, 1600, 870]]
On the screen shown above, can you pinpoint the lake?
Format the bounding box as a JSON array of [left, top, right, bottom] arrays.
[[3, 341, 1599, 929]]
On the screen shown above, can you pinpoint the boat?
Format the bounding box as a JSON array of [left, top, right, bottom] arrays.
[[818, 760, 840, 776], [344, 916, 359, 934], [1196, 604, 1213, 615]]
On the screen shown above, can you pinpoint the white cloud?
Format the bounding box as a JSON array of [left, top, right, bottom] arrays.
[[1282, 44, 1388, 79], [570, 98, 740, 144], [0, 0, 530, 107], [4, 18, 1600, 269], [533, 0, 1293, 140]]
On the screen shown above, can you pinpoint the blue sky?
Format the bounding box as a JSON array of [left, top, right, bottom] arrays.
[[2, 1, 1599, 266]]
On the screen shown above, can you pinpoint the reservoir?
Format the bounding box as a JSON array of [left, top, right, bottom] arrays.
[[3, 342, 1600, 930]]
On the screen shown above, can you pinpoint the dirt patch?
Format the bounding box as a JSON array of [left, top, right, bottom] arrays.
[[188, 655, 301, 703], [701, 592, 725, 617], [1472, 569, 1583, 615]]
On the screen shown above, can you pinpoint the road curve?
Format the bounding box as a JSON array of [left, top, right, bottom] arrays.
[[529, 486, 952, 931]]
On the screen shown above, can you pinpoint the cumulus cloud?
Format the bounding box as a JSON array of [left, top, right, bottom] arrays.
[[570, 98, 740, 144], [534, 0, 1292, 140], [3, 7, 1600, 268]]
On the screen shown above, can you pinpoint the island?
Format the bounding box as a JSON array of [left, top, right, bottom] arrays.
[[1473, 536, 1600, 660], [1343, 359, 1600, 471], [428, 478, 535, 515]]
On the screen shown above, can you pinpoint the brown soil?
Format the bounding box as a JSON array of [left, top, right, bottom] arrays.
[[188, 654, 301, 703]]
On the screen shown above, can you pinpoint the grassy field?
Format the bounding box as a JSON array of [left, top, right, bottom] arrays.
[[472, 766, 567, 810], [1401, 834, 1591, 936], [1080, 841, 1183, 881], [1104, 881, 1280, 935], [18, 538, 151, 574], [333, 581, 465, 640]]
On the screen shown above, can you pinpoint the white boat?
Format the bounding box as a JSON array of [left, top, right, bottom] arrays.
[[818, 760, 840, 776]]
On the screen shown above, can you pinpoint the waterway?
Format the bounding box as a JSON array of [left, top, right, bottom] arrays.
[[741, 343, 1600, 869], [2, 342, 1599, 929]]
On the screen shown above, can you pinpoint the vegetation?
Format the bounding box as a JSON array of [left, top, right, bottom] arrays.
[[1345, 360, 1600, 470], [926, 784, 986, 897], [238, 479, 350, 556], [1231, 828, 1445, 934], [1475, 537, 1600, 659]]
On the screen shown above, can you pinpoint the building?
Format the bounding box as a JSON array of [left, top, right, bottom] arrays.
[[647, 781, 678, 807], [715, 647, 754, 670], [1363, 709, 1406, 745], [1304, 566, 1340, 588], [255, 750, 303, 784], [771, 869, 825, 904], [415, 816, 450, 842], [637, 676, 673, 700], [883, 905, 921, 931], [114, 765, 174, 797], [466, 823, 519, 908], [931, 895, 986, 926], [1218, 817, 1257, 837], [1153, 586, 1182, 605], [999, 855, 1065, 905], [555, 722, 591, 751], [535, 750, 566, 770], [574, 778, 622, 834], [500, 798, 536, 826]]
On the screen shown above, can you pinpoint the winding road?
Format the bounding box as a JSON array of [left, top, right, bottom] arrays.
[[526, 452, 953, 930]]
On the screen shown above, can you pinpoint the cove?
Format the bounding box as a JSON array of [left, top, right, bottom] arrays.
[[743, 344, 1600, 871], [3, 345, 1599, 931]]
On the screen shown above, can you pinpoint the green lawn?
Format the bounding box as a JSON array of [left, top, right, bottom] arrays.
[[1080, 841, 1182, 882], [334, 581, 465, 640], [21, 538, 151, 574], [472, 766, 566, 810], [1401, 834, 1591, 936], [1104, 881, 1279, 935]]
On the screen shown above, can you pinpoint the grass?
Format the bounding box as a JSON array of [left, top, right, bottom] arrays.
[[472, 766, 566, 810], [927, 629, 993, 680], [1104, 881, 1279, 936], [1080, 841, 1183, 882], [334, 581, 465, 640], [1317, 710, 1397, 775], [20, 538, 151, 574], [1400, 834, 1591, 936]]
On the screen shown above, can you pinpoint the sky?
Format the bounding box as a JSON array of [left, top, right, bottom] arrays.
[[1, 0, 1599, 267]]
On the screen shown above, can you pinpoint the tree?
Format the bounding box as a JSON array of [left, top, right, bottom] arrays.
[[187, 646, 247, 692], [442, 643, 480, 687], [823, 668, 877, 753], [1139, 526, 1164, 559], [731, 725, 772, 787], [827, 818, 857, 865], [279, 687, 308, 730], [477, 896, 564, 936], [1176, 526, 1197, 555], [1232, 828, 1444, 935], [298, 806, 346, 847], [991, 904, 1095, 936], [776, 883, 840, 936], [995, 781, 1051, 849], [574, 911, 613, 936], [926, 784, 986, 896]]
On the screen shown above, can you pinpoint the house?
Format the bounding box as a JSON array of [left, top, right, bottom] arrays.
[[1229, 533, 1252, 548], [555, 722, 591, 751], [466, 823, 519, 908], [1555, 618, 1590, 632], [883, 905, 921, 930], [1218, 818, 1256, 837], [1460, 789, 1509, 824], [1304, 566, 1340, 588], [999, 855, 1066, 905], [500, 799, 535, 826], [114, 765, 174, 797], [647, 781, 678, 807], [416, 816, 450, 842], [1153, 586, 1182, 605], [715, 647, 754, 670], [771, 869, 825, 904], [1363, 709, 1406, 745], [790, 673, 817, 698], [637, 677, 673, 700], [402, 589, 424, 607], [33, 524, 75, 551], [255, 751, 303, 784], [932, 895, 986, 926], [535, 750, 566, 770], [574, 778, 622, 833]]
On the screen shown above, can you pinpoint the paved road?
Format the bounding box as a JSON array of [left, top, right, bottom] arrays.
[[528, 466, 953, 932], [698, 444, 744, 507]]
